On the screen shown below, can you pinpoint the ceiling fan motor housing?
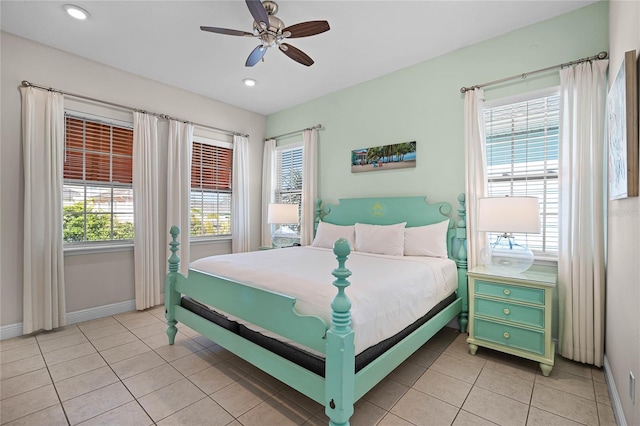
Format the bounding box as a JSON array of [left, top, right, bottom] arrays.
[[254, 15, 284, 46]]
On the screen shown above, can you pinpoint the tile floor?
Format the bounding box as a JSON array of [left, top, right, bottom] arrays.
[[0, 307, 617, 425]]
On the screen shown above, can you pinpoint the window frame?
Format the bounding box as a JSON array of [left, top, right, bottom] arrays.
[[483, 87, 560, 261], [62, 111, 135, 249], [273, 142, 303, 237], [189, 135, 234, 241]]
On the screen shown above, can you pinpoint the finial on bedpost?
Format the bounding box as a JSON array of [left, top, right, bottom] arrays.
[[169, 226, 180, 273], [326, 238, 355, 426], [331, 239, 353, 330], [166, 226, 180, 345]]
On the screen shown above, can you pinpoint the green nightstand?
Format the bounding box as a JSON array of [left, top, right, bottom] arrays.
[[467, 265, 556, 376]]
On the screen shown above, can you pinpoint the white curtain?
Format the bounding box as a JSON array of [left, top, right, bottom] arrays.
[[301, 129, 318, 245], [133, 112, 162, 310], [261, 139, 276, 247], [232, 135, 250, 253], [167, 120, 193, 277], [464, 88, 488, 269], [20, 86, 66, 334], [558, 59, 608, 366]]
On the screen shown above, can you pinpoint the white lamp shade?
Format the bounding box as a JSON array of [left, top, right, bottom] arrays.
[[267, 203, 298, 224], [477, 197, 541, 234]]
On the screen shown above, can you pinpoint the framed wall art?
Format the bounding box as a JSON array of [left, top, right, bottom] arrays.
[[351, 141, 416, 173], [608, 49, 638, 200]]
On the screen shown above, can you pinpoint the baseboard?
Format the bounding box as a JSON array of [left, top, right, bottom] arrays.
[[0, 299, 137, 341], [0, 323, 25, 341], [604, 354, 628, 426], [65, 299, 137, 325]]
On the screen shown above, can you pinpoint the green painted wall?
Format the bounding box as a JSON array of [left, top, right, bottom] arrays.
[[266, 1, 608, 211]]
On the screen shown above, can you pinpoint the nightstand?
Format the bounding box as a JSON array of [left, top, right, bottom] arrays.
[[467, 265, 556, 376]]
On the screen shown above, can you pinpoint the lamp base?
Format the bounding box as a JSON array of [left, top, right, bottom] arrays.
[[272, 226, 298, 248], [480, 237, 534, 274]]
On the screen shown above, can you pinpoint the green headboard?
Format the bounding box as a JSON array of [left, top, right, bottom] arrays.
[[315, 196, 456, 258]]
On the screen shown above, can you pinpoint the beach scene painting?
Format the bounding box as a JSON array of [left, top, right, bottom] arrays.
[[351, 141, 416, 173]]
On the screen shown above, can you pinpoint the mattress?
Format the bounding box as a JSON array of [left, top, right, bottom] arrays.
[[181, 292, 457, 376], [188, 246, 458, 355]]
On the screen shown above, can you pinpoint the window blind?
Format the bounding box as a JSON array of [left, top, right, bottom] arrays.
[[484, 94, 559, 255], [275, 145, 303, 232], [191, 142, 232, 191], [64, 117, 133, 184]]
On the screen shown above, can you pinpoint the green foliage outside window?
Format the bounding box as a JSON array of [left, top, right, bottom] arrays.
[[63, 201, 134, 242], [190, 207, 231, 237]]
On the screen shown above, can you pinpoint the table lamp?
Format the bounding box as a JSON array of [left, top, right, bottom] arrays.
[[267, 203, 299, 248], [477, 196, 541, 273]]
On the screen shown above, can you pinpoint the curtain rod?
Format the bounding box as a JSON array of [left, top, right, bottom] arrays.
[[21, 80, 250, 138], [265, 124, 323, 141], [459, 51, 608, 94]]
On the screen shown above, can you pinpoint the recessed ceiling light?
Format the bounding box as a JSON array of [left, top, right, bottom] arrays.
[[243, 78, 257, 87], [63, 4, 90, 20]]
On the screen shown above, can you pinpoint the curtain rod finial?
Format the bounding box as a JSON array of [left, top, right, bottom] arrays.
[[21, 80, 31, 87], [597, 51, 608, 60]]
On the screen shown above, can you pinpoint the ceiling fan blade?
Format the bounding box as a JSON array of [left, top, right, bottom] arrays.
[[279, 43, 314, 67], [245, 0, 269, 29], [246, 45, 267, 67], [283, 20, 330, 38], [200, 26, 254, 37]]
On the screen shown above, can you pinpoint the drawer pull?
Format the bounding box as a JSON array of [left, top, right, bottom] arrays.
[[503, 332, 510, 339], [503, 308, 510, 315], [503, 289, 511, 296]]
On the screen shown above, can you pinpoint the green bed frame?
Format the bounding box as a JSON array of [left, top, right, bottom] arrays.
[[165, 194, 468, 426]]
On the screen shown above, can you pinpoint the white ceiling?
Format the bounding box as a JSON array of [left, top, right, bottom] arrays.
[[1, 1, 597, 116]]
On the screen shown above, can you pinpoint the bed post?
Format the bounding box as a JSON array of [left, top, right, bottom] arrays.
[[456, 193, 469, 333], [325, 238, 355, 426], [166, 226, 180, 345]]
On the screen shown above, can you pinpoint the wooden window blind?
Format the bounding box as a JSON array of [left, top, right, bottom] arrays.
[[484, 93, 559, 255], [64, 117, 133, 184], [191, 142, 232, 191]]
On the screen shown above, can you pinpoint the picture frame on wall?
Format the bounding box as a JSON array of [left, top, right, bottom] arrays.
[[608, 49, 639, 200], [351, 141, 416, 173]]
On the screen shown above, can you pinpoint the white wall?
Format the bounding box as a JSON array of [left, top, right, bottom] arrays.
[[606, 1, 640, 425], [0, 32, 266, 330]]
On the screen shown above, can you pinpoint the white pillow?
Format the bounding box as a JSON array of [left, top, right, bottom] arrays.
[[354, 222, 407, 256], [312, 222, 355, 249], [404, 219, 450, 258]]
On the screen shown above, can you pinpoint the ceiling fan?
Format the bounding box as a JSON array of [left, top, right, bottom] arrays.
[[200, 0, 330, 67]]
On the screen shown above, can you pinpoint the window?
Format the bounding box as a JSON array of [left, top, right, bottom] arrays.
[[190, 137, 233, 238], [484, 91, 559, 257], [63, 115, 134, 244], [275, 143, 303, 235]]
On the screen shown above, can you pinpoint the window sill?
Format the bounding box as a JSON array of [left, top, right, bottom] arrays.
[[64, 243, 134, 256], [63, 237, 232, 256], [191, 237, 232, 246]]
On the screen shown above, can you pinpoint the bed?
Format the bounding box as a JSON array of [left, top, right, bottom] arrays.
[[165, 194, 469, 426]]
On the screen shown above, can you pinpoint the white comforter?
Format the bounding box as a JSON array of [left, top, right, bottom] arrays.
[[189, 246, 458, 355]]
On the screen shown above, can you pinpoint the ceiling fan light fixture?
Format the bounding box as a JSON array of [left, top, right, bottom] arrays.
[[63, 4, 90, 20], [243, 78, 257, 87]]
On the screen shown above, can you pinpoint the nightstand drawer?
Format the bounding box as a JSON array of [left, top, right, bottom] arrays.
[[474, 318, 545, 355], [475, 280, 545, 305], [475, 297, 545, 328]]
